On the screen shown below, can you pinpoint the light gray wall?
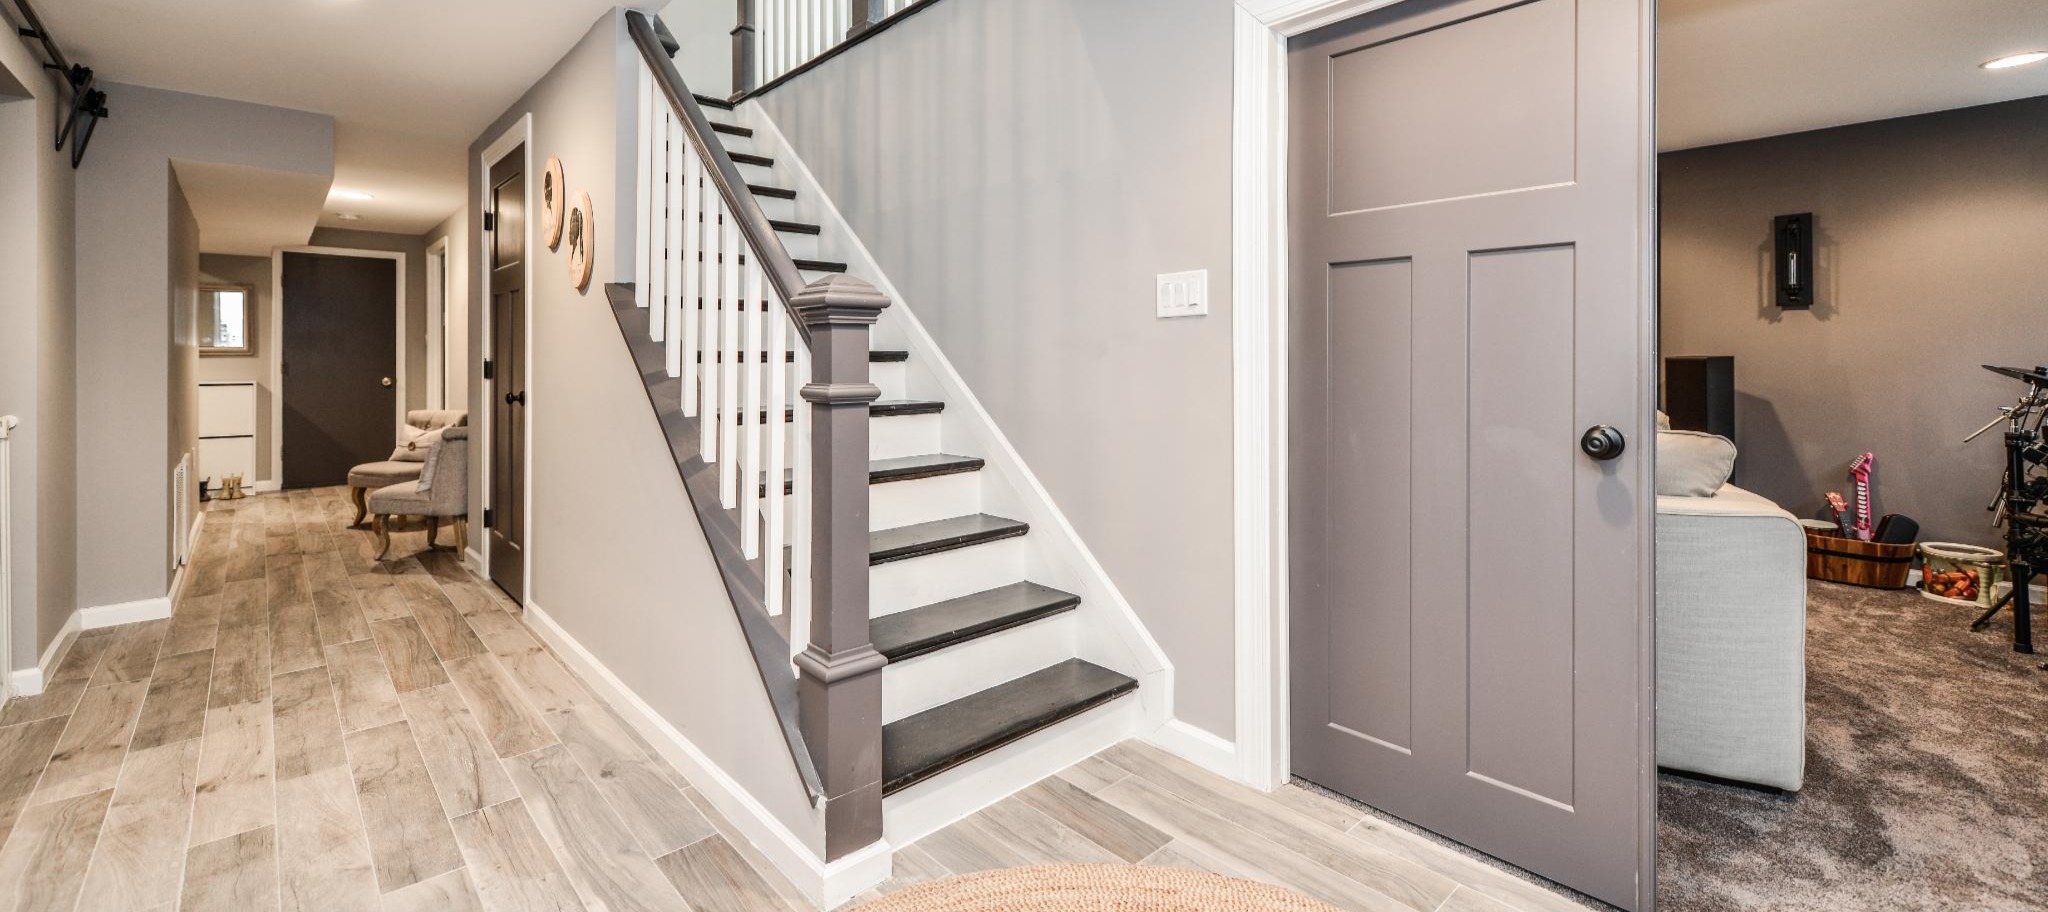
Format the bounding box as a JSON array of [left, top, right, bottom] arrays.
[[466, 8, 820, 847], [659, 0, 735, 98], [1661, 96, 2048, 547], [0, 24, 78, 666], [755, 0, 1240, 738], [168, 175, 200, 555], [307, 227, 433, 417], [197, 254, 277, 480], [428, 210, 472, 411], [74, 83, 331, 610]]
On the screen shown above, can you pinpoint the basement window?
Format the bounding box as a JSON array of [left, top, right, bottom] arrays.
[[201, 284, 254, 356]]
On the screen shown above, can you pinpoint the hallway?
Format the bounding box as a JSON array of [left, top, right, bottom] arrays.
[[0, 488, 793, 911]]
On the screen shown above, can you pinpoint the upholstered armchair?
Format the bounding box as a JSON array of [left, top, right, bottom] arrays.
[[348, 409, 467, 526], [370, 427, 471, 560]]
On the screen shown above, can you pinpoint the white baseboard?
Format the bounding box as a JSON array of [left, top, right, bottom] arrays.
[[464, 547, 486, 578], [519, 599, 889, 909], [1146, 718, 1242, 782], [80, 597, 175, 630], [12, 608, 82, 698]]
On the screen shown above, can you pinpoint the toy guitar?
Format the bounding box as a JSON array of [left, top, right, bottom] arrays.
[[1825, 492, 1851, 537], [1849, 453, 1875, 542]]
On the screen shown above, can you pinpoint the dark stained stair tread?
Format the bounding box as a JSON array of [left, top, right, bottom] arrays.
[[710, 121, 753, 137], [869, 453, 984, 483], [770, 219, 822, 235], [794, 258, 850, 273], [693, 93, 734, 110], [731, 151, 775, 167], [872, 582, 1082, 662], [882, 659, 1138, 795], [749, 184, 797, 199], [870, 350, 909, 362], [870, 514, 1027, 565], [698, 349, 909, 364], [871, 399, 944, 417]]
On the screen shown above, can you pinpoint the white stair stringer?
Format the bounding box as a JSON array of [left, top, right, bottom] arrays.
[[739, 101, 1175, 850]]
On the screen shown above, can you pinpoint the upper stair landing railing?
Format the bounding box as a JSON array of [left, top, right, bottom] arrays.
[[627, 10, 888, 861], [730, 0, 941, 96]]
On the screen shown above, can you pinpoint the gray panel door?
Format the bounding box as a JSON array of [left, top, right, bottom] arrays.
[[1288, 0, 1654, 908]]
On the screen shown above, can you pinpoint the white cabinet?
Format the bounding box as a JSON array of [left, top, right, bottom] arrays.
[[198, 382, 259, 486]]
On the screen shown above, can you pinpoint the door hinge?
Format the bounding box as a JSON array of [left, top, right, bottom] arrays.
[[483, 508, 495, 529], [482, 358, 495, 381], [483, 210, 496, 232]]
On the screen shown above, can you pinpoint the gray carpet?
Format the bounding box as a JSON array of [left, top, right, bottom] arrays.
[[1658, 581, 2048, 911]]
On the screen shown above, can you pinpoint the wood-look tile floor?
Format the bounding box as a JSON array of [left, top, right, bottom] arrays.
[[0, 487, 1594, 912]]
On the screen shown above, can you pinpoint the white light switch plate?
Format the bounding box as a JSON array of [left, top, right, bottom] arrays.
[[1156, 269, 1208, 319]]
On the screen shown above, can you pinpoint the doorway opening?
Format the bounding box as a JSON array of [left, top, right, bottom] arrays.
[[478, 121, 532, 605]]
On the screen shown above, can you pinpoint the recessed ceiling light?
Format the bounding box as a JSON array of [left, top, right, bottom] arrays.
[[335, 213, 363, 222], [1982, 51, 2048, 70], [330, 188, 375, 201]]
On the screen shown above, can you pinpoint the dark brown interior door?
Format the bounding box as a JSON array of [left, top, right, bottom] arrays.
[[281, 252, 398, 489], [488, 147, 528, 602], [1288, 0, 1655, 908]]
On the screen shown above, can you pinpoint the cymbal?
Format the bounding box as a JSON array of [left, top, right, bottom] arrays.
[[1983, 364, 2048, 386]]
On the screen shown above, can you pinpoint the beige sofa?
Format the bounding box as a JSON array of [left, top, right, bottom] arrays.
[[1656, 483, 1808, 790]]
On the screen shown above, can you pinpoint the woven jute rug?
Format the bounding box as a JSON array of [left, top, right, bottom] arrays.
[[852, 864, 1344, 912]]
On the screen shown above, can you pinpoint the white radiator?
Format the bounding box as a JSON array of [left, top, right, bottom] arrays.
[[172, 452, 190, 570]]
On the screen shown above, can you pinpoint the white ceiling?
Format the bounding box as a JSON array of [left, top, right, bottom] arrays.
[[37, 0, 633, 237], [1660, 0, 2048, 151]]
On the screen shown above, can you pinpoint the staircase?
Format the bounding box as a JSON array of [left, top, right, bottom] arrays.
[[616, 13, 1148, 884]]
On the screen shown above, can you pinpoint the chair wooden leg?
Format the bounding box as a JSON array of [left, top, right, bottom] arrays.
[[455, 518, 467, 554], [373, 514, 391, 560], [351, 486, 368, 526], [427, 516, 440, 548]]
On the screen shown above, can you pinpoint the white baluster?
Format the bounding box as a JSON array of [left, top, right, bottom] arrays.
[[681, 147, 702, 416], [719, 214, 742, 508], [701, 198, 724, 462], [635, 66, 653, 298], [649, 107, 668, 343], [741, 256, 765, 559], [789, 339, 813, 665], [665, 115, 685, 377], [763, 287, 790, 618]]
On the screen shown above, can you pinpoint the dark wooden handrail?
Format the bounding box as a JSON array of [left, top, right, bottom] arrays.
[[627, 10, 809, 340]]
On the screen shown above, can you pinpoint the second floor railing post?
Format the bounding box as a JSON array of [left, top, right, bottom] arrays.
[[848, 0, 886, 40], [731, 0, 758, 95], [790, 274, 889, 860]]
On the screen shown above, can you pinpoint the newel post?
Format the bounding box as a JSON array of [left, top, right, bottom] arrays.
[[731, 0, 757, 94], [848, 0, 886, 39], [790, 274, 889, 860]]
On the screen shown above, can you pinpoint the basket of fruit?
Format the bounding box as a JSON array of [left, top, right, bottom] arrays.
[[1918, 542, 2005, 607]]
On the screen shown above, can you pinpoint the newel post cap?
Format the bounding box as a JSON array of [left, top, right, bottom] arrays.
[[790, 274, 890, 327]]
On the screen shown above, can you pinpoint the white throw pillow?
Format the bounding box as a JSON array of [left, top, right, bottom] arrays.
[[390, 425, 444, 463], [1656, 429, 1736, 497], [1656, 410, 1672, 431]]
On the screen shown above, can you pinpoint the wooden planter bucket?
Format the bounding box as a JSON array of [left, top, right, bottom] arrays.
[[1805, 530, 1915, 589]]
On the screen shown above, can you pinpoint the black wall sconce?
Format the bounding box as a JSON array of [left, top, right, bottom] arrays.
[[1774, 212, 1814, 309]]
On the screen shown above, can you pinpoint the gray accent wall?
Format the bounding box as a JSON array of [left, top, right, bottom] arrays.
[[1661, 96, 2048, 548], [754, 0, 1240, 737], [465, 9, 820, 846], [0, 19, 78, 666], [74, 83, 332, 611], [659, 0, 735, 98]]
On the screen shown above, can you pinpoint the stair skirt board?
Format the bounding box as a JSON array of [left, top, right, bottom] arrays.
[[882, 612, 1080, 723], [520, 600, 892, 909], [882, 690, 1142, 850], [871, 537, 1029, 617]]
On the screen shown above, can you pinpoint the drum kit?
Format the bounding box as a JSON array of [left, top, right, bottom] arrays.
[[1967, 364, 2048, 664]]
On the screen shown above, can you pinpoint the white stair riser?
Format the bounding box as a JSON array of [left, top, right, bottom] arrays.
[[753, 195, 799, 223], [882, 614, 1078, 724], [870, 413, 941, 461], [871, 537, 1027, 617], [870, 361, 908, 400], [737, 160, 777, 185], [870, 472, 980, 532]]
